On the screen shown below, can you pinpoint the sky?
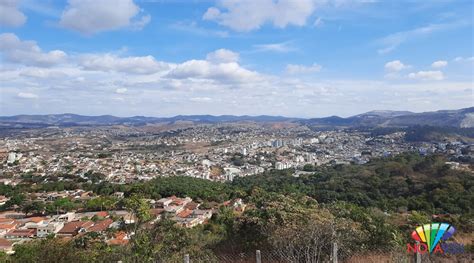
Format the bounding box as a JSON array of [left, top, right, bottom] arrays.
[[0, 0, 473, 118]]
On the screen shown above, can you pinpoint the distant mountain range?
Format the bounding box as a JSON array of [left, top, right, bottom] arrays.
[[302, 107, 474, 128], [0, 107, 473, 128], [0, 114, 298, 128]]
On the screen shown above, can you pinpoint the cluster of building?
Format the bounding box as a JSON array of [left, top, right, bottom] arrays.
[[1, 124, 472, 185], [0, 211, 125, 254], [152, 196, 245, 228], [0, 122, 472, 255], [0, 194, 245, 254]]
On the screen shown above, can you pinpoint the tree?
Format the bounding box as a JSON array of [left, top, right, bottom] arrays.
[[303, 164, 315, 171], [86, 197, 117, 211], [53, 198, 75, 212], [21, 201, 44, 216], [123, 194, 152, 238], [3, 193, 25, 210], [11, 235, 122, 262]]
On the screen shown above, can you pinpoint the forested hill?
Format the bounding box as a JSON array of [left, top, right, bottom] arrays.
[[232, 153, 473, 215], [302, 107, 474, 128]]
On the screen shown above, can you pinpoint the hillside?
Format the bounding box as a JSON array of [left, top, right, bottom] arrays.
[[2, 153, 472, 262], [303, 107, 474, 128]]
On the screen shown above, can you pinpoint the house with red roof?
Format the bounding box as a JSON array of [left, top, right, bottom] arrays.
[[95, 211, 109, 218], [0, 222, 19, 237], [88, 219, 113, 233], [0, 238, 13, 254], [57, 221, 94, 237], [5, 229, 36, 239], [107, 231, 129, 246]]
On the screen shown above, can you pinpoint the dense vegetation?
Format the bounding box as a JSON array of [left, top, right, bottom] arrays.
[[4, 153, 472, 214], [405, 125, 474, 142], [349, 125, 474, 142], [1, 153, 473, 262], [2, 195, 407, 263], [233, 154, 474, 215]]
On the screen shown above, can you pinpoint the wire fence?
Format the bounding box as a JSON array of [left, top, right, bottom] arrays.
[[114, 241, 472, 263], [175, 245, 473, 263]]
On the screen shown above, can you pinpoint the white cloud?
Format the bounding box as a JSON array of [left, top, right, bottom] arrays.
[[2, 64, 472, 117], [190, 97, 212, 102], [286, 63, 322, 74], [17, 92, 38, 99], [253, 42, 296, 53], [166, 60, 260, 84], [431, 60, 447, 68], [0, 33, 67, 67], [376, 20, 468, 54], [206, 49, 239, 63], [80, 54, 170, 74], [203, 0, 316, 32], [166, 60, 208, 79], [313, 17, 323, 27], [0, 0, 26, 27], [19, 67, 72, 79], [115, 88, 127, 94], [2, 34, 471, 117], [75, 49, 262, 89], [453, 56, 474, 62], [384, 60, 408, 72], [131, 15, 151, 31], [170, 21, 229, 38], [59, 0, 150, 35], [202, 7, 221, 20], [408, 70, 444, 81]]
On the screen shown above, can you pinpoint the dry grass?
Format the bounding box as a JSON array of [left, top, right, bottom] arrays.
[[345, 252, 473, 263], [345, 253, 400, 263]]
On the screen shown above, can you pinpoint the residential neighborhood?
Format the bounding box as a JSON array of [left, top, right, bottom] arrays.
[[0, 193, 246, 254]]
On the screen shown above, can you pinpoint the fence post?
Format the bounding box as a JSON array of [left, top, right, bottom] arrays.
[[184, 254, 189, 263], [256, 250, 261, 263], [415, 241, 421, 263], [332, 242, 338, 263]]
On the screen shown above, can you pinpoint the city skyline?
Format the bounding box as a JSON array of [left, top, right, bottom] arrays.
[[0, 0, 473, 117]]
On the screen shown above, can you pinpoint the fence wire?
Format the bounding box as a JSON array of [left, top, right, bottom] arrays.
[[195, 248, 472, 263]]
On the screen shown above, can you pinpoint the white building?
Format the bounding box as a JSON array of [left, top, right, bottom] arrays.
[[275, 162, 285, 170], [275, 162, 292, 170], [54, 212, 76, 222], [7, 153, 16, 164], [241, 148, 247, 156], [224, 167, 241, 181], [36, 221, 64, 238]]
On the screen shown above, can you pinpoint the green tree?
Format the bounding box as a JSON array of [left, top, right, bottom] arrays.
[[303, 164, 315, 171], [53, 198, 75, 212]]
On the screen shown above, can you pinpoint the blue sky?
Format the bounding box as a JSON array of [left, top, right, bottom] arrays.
[[0, 0, 473, 117]]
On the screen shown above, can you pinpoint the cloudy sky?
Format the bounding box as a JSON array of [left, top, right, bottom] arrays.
[[0, 0, 472, 117]]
